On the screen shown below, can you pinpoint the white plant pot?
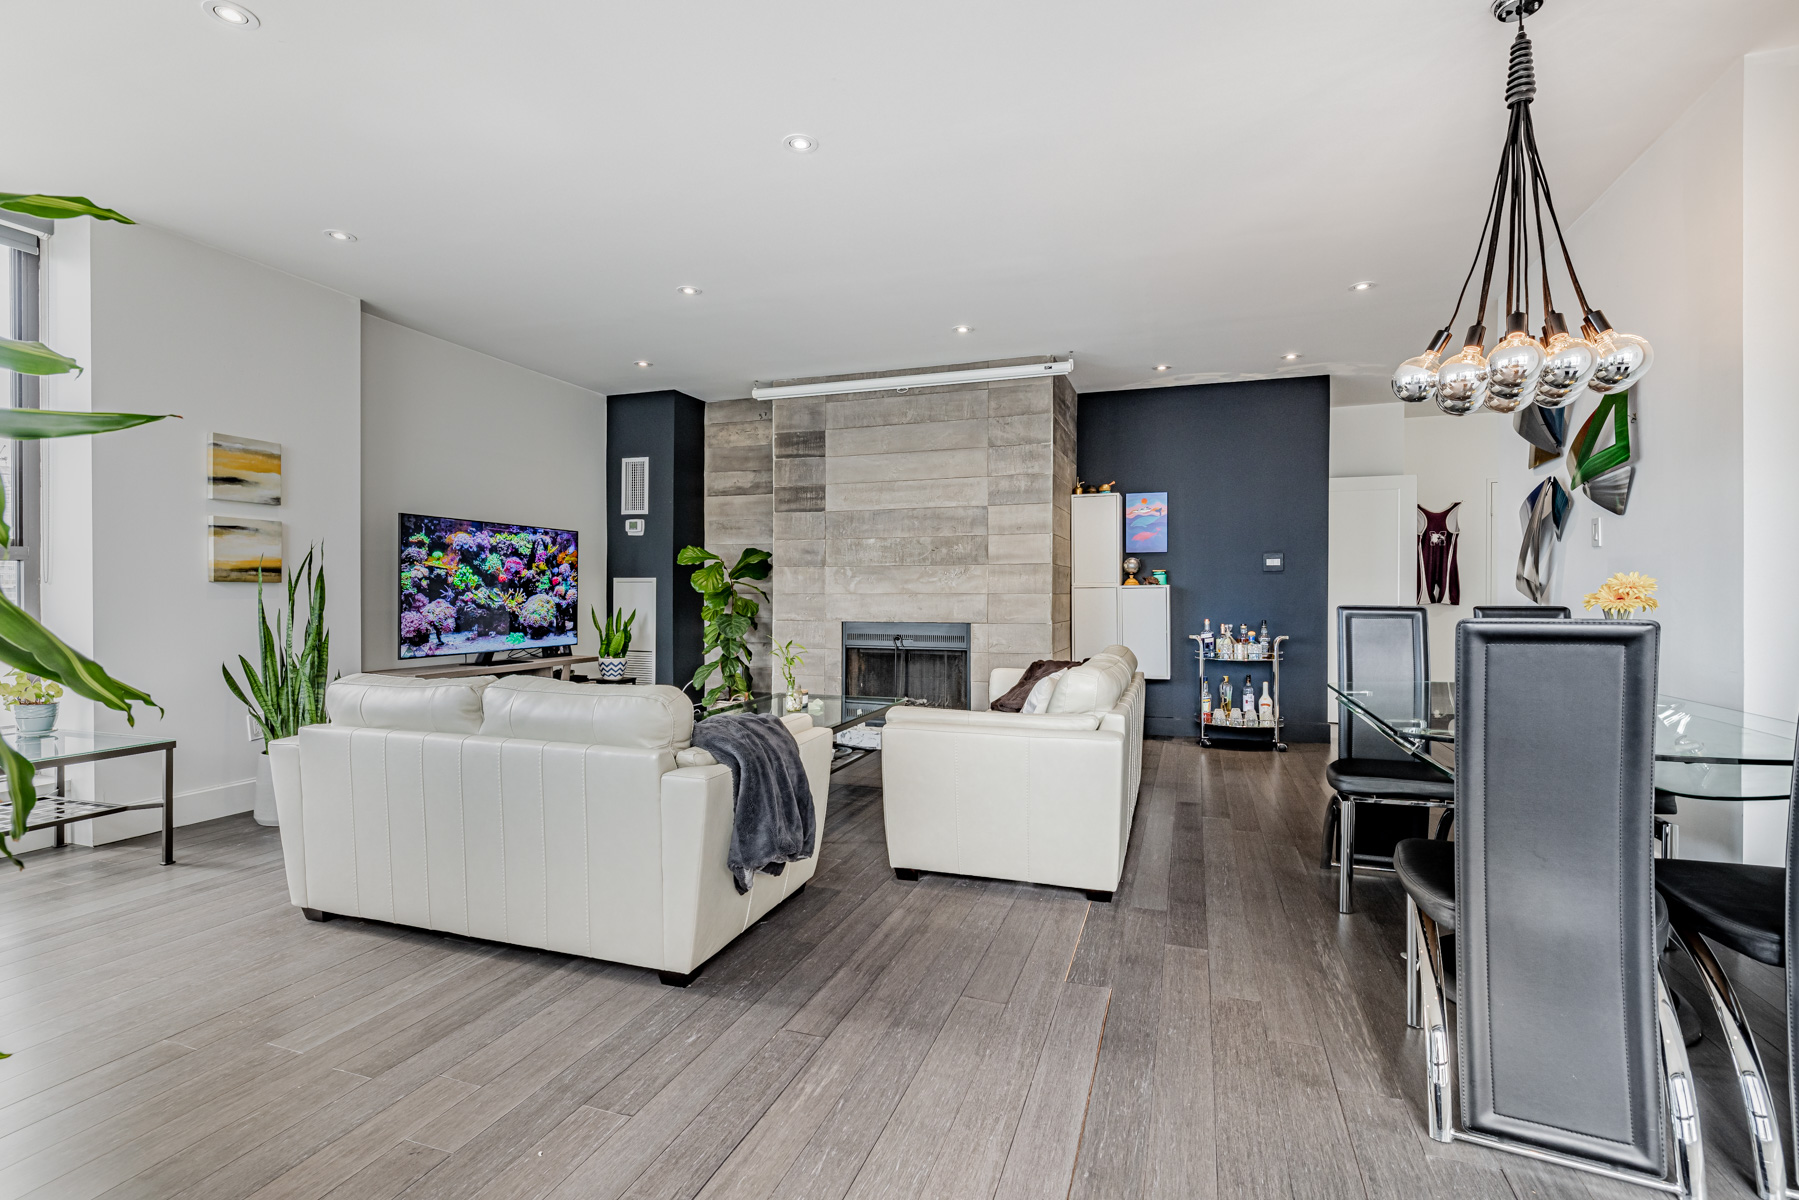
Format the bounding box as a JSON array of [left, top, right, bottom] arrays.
[[254, 753, 278, 826], [11, 702, 57, 734], [596, 657, 629, 682]]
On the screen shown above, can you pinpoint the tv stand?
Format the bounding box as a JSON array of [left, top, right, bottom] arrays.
[[377, 655, 597, 682], [473, 652, 496, 665]]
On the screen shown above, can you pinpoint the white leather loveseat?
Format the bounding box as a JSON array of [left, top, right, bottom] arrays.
[[880, 645, 1147, 899], [270, 673, 833, 984]]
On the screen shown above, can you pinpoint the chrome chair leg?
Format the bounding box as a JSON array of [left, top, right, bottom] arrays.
[[1670, 922, 1782, 1199], [1656, 972, 1708, 1200], [1405, 895, 1421, 1029], [1415, 908, 1453, 1143], [1654, 818, 1679, 860], [1337, 797, 1357, 914]]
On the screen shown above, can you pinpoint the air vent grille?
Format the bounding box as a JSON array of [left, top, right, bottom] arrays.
[[620, 457, 649, 515]]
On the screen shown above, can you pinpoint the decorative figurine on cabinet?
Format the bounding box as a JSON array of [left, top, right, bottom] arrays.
[[1122, 556, 1142, 585]]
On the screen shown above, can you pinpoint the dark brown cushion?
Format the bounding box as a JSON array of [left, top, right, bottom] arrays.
[[990, 659, 1082, 713]]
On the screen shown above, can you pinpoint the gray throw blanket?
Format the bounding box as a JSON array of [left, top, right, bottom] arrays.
[[690, 713, 817, 894]]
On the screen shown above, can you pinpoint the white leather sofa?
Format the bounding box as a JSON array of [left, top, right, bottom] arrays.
[[880, 645, 1147, 899], [270, 673, 833, 984]]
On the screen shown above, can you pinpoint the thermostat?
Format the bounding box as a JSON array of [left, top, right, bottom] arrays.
[[1263, 552, 1285, 573], [625, 519, 645, 536]]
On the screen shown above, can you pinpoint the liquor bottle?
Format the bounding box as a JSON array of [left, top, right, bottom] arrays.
[[1259, 681, 1274, 726], [1245, 628, 1258, 660], [1218, 625, 1234, 661], [1200, 678, 1212, 724], [1219, 675, 1232, 722], [1242, 676, 1255, 725], [1200, 619, 1214, 657], [1259, 621, 1270, 658]]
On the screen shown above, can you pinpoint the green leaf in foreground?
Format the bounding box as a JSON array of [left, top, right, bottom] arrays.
[[0, 194, 133, 224], [0, 409, 172, 439], [0, 340, 82, 377]]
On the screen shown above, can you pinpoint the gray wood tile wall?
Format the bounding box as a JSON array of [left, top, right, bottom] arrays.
[[698, 369, 1074, 711]]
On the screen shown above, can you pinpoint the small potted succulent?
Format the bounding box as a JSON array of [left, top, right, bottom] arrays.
[[0, 672, 63, 735], [592, 607, 636, 682]]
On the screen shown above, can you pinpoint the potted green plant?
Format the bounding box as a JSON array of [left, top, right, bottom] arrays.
[[773, 640, 807, 711], [0, 672, 62, 735], [221, 548, 330, 826], [592, 607, 635, 682], [676, 545, 770, 708]]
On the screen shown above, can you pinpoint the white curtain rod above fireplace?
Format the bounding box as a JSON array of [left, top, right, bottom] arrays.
[[749, 358, 1072, 401]]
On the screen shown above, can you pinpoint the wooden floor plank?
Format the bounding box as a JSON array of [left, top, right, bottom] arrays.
[[1066, 907, 1165, 1200], [1142, 946, 1215, 1200], [992, 982, 1110, 1200]]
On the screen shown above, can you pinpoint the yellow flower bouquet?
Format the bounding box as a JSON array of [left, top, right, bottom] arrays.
[[1583, 571, 1660, 619]]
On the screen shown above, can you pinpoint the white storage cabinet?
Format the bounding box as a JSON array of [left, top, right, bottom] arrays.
[[1069, 492, 1171, 679]]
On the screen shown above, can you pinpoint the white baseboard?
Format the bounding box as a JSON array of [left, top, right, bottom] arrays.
[[72, 778, 256, 847]]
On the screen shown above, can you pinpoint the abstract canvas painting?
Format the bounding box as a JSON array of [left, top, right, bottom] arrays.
[[209, 517, 283, 582], [208, 433, 282, 505], [1124, 492, 1168, 554]]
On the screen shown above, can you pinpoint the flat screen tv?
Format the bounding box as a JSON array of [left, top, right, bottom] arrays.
[[399, 513, 578, 659]]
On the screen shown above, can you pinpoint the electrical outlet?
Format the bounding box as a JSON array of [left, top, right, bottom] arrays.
[[246, 713, 259, 742], [1591, 516, 1603, 548]]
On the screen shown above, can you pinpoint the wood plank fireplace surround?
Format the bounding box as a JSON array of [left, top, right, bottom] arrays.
[[703, 360, 1077, 710]]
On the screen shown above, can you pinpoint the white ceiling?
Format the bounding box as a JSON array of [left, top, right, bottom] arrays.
[[12, 0, 1799, 400]]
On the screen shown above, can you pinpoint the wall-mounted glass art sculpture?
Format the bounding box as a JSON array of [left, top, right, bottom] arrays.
[[1568, 390, 1637, 515], [1516, 477, 1572, 603], [1514, 403, 1568, 469]]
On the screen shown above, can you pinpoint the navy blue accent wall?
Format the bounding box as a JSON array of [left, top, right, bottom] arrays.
[[606, 391, 706, 691], [1076, 378, 1330, 742]]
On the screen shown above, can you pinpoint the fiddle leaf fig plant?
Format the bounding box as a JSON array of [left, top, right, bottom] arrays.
[[0, 192, 171, 862], [677, 546, 770, 707]]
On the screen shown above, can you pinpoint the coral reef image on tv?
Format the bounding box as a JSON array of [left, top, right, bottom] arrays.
[[399, 513, 578, 659]]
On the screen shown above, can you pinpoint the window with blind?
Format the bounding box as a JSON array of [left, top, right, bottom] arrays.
[[0, 216, 44, 615]]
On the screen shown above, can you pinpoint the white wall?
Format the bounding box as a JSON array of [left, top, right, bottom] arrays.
[[1328, 391, 1405, 478], [360, 315, 606, 672], [38, 219, 362, 844]]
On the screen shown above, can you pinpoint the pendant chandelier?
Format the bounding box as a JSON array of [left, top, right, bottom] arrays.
[[1392, 0, 1653, 415]]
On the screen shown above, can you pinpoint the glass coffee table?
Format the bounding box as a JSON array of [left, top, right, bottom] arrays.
[[0, 730, 179, 863], [706, 694, 905, 771]]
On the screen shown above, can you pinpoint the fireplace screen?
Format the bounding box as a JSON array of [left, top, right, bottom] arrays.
[[841, 622, 971, 710]]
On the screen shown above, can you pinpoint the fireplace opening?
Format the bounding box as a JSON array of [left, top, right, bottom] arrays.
[[841, 622, 971, 710]]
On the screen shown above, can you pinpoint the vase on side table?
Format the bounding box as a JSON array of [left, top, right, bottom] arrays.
[[12, 702, 56, 735], [596, 657, 629, 682]]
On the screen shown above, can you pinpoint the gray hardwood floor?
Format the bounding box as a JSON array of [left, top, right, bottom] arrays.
[[0, 738, 1784, 1199]]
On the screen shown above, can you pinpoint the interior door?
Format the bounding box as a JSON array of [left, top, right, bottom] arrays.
[[1327, 475, 1418, 703]]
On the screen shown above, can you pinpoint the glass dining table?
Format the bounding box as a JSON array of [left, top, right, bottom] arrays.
[[1329, 681, 1799, 802]]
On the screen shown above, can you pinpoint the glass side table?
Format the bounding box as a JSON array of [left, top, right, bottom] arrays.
[[0, 731, 179, 863]]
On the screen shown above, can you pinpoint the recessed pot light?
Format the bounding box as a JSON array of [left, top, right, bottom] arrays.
[[202, 2, 260, 27], [322, 229, 357, 242], [1281, 352, 1302, 361], [633, 360, 653, 368], [676, 285, 702, 296], [1154, 364, 1171, 372], [953, 325, 973, 334], [784, 134, 819, 153], [1349, 281, 1377, 291]]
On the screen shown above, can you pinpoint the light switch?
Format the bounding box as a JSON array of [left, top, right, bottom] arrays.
[[1591, 516, 1602, 548], [1263, 552, 1285, 573]]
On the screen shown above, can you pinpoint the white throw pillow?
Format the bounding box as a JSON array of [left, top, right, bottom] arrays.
[[1046, 655, 1127, 715], [325, 673, 492, 734], [1019, 668, 1067, 714]]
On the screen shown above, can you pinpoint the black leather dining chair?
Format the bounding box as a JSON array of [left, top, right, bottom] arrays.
[[1470, 604, 1572, 618], [1322, 606, 1453, 913], [1394, 619, 1706, 1197], [1654, 756, 1799, 1200]]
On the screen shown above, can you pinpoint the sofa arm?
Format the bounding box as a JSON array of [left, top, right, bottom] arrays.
[[269, 736, 308, 908], [881, 720, 1130, 892], [988, 667, 1026, 708], [659, 763, 742, 974]]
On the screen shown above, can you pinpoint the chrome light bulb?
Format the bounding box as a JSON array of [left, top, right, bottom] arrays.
[[1534, 313, 1597, 407], [1392, 329, 1453, 403], [1585, 312, 1654, 394], [1434, 325, 1489, 415], [1484, 314, 1543, 413]]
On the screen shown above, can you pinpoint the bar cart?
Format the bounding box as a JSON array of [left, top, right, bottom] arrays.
[[1192, 634, 1288, 752]]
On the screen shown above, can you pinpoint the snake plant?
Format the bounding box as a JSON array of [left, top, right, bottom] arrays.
[[222, 547, 331, 750], [0, 194, 170, 864], [593, 606, 635, 657]]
